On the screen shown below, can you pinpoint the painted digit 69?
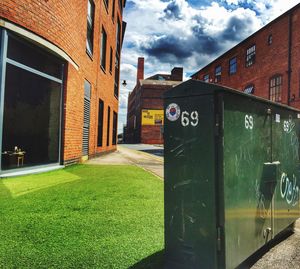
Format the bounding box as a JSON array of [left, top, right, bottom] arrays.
[[181, 111, 189, 127], [191, 111, 199, 126], [181, 111, 199, 127], [245, 115, 254, 130]]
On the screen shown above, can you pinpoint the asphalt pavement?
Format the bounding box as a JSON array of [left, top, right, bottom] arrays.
[[87, 143, 300, 269]]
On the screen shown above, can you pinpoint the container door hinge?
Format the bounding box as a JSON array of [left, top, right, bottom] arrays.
[[217, 227, 222, 251]]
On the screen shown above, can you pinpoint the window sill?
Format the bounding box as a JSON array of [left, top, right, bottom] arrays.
[[246, 62, 255, 68]]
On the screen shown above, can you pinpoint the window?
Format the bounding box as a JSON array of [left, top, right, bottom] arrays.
[[86, 0, 95, 56], [103, 0, 109, 12], [268, 34, 272, 45], [2, 33, 63, 170], [114, 19, 121, 97], [112, 0, 116, 21], [116, 18, 121, 56], [246, 45, 256, 67], [83, 80, 91, 156], [107, 106, 111, 146], [269, 75, 282, 102], [112, 112, 118, 145], [100, 27, 107, 70], [215, 65, 221, 83], [229, 57, 237, 75], [109, 47, 113, 73], [119, 0, 123, 12], [244, 84, 254, 94], [203, 74, 210, 82], [97, 100, 104, 147]]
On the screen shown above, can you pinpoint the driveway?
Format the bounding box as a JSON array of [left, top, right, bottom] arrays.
[[87, 144, 163, 178]]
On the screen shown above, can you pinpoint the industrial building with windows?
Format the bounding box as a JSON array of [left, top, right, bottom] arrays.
[[192, 3, 300, 108], [125, 58, 183, 144], [0, 0, 126, 174]]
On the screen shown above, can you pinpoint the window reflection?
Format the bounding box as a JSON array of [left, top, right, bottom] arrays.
[[2, 64, 61, 170]]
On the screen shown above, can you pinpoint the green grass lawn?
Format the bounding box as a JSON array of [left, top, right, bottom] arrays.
[[0, 165, 164, 269]]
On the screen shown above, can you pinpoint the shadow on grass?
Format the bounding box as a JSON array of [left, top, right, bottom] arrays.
[[129, 250, 164, 269]]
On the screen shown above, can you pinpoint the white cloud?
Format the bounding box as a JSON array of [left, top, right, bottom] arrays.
[[118, 0, 299, 133]]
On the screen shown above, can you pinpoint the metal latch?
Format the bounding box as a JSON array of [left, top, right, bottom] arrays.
[[217, 227, 222, 251]]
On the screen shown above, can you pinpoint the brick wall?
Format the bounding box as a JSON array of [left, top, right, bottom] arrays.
[[126, 81, 182, 144], [192, 4, 300, 109], [1, 0, 125, 163]]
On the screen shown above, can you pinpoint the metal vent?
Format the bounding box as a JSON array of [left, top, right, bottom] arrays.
[[83, 81, 91, 156]]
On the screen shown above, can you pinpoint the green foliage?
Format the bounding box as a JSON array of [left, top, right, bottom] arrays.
[[0, 165, 164, 268]]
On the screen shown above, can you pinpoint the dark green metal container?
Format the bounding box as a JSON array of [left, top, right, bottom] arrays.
[[163, 80, 300, 269]]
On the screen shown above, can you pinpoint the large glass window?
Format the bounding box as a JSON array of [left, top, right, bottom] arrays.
[[7, 36, 62, 78], [270, 75, 282, 102], [86, 0, 95, 56], [2, 33, 63, 170]]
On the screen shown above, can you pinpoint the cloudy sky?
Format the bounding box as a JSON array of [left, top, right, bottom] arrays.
[[118, 0, 299, 133]]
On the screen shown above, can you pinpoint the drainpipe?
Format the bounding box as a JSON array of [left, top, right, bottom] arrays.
[[287, 12, 293, 106]]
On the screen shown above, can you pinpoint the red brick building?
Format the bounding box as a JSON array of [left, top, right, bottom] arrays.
[[126, 58, 183, 144], [192, 4, 300, 108], [0, 0, 126, 174]]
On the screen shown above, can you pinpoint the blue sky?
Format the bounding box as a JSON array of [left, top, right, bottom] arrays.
[[118, 0, 299, 133]]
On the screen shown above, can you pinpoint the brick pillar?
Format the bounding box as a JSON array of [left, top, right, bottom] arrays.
[[137, 57, 144, 83]]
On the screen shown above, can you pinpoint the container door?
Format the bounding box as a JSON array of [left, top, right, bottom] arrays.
[[164, 94, 218, 269], [271, 108, 300, 236], [222, 93, 273, 269]]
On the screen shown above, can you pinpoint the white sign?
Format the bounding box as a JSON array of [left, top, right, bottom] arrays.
[[166, 103, 181, 122]]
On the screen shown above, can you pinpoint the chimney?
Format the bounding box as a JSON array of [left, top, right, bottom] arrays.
[[171, 67, 183, 81], [137, 57, 144, 83]]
